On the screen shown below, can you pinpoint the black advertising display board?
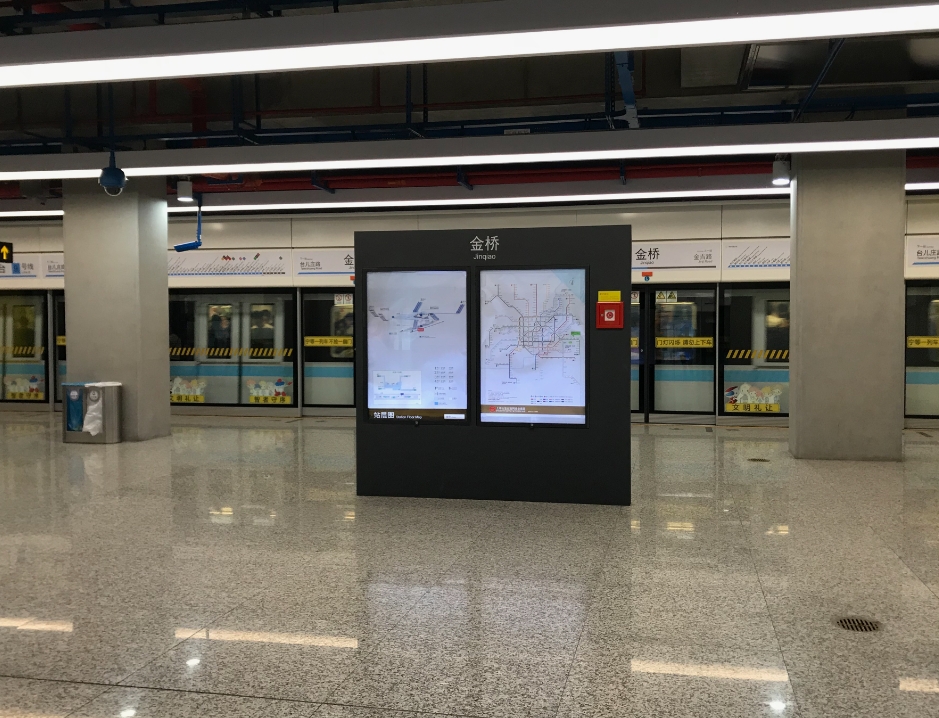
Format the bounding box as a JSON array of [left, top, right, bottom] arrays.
[[355, 226, 631, 505]]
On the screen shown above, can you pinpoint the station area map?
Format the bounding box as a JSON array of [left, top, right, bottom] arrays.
[[480, 269, 586, 424], [367, 271, 467, 420]]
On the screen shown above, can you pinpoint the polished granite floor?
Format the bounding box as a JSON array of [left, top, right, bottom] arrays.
[[1, 413, 938, 718]]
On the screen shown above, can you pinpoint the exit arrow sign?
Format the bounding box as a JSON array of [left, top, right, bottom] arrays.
[[0, 242, 11, 264]]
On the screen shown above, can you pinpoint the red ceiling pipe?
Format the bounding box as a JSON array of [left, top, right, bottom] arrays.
[[182, 161, 777, 196], [30, 3, 99, 31], [0, 182, 23, 199]]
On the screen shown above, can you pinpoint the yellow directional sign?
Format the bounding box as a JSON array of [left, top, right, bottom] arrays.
[[908, 336, 939, 348], [305, 336, 353, 347], [655, 337, 714, 348], [0, 242, 11, 264]]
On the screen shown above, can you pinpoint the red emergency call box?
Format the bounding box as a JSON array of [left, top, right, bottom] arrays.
[[596, 301, 624, 329]]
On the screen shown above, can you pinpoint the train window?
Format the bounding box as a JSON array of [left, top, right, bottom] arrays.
[[905, 284, 939, 417], [719, 285, 790, 417], [302, 291, 354, 406], [250, 304, 275, 350], [0, 294, 48, 403], [169, 291, 297, 406], [207, 305, 233, 350]]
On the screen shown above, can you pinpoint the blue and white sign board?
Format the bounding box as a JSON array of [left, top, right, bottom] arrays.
[[0, 253, 39, 279], [722, 239, 791, 282], [906, 236, 939, 279], [168, 249, 290, 288], [630, 240, 720, 283], [293, 248, 355, 287]]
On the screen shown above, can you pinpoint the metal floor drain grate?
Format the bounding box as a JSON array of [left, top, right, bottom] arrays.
[[836, 617, 881, 632], [748, 458, 770, 462]]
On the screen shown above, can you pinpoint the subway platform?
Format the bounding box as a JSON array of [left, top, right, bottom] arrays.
[[1, 413, 937, 718]]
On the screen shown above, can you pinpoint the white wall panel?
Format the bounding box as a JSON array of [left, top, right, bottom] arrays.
[[292, 215, 418, 247], [721, 201, 789, 238], [416, 208, 578, 230], [168, 218, 291, 249], [577, 205, 722, 240], [0, 224, 43, 252], [39, 225, 63, 251], [907, 197, 939, 235]]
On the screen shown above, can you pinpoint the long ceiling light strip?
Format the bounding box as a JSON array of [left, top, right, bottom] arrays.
[[0, 210, 64, 217], [2, 182, 938, 218], [5, 137, 939, 182], [3, 5, 939, 87], [162, 187, 792, 214]]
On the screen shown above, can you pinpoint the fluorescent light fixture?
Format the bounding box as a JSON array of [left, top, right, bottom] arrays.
[[0, 210, 65, 218], [631, 659, 789, 682], [6, 137, 939, 184], [906, 181, 939, 191], [186, 658, 201, 667], [4, 5, 939, 87], [165, 187, 790, 214]]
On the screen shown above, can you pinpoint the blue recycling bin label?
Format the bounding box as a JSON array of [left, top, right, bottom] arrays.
[[64, 384, 84, 432]]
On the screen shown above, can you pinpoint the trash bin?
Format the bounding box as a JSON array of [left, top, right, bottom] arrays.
[[62, 382, 122, 444]]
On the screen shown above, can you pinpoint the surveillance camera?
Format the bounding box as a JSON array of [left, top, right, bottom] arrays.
[[99, 164, 127, 197]]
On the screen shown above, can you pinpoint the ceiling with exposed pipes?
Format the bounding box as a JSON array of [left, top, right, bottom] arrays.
[[4, 0, 939, 205]]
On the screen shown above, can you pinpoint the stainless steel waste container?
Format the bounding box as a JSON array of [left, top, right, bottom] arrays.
[[62, 382, 122, 444]]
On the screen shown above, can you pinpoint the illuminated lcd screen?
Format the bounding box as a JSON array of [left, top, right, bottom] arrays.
[[480, 268, 587, 424], [367, 271, 467, 421]]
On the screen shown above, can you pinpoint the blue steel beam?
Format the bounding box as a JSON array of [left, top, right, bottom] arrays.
[[614, 51, 639, 129]]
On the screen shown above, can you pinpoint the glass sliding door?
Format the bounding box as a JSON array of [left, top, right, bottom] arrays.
[[302, 290, 355, 407], [631, 285, 717, 420], [906, 282, 939, 417], [0, 292, 48, 403], [719, 284, 790, 418], [169, 290, 298, 406]]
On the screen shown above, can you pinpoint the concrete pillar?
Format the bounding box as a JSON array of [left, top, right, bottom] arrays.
[[789, 151, 905, 460], [63, 177, 170, 441]]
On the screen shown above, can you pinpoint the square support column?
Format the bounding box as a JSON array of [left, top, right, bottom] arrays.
[[789, 151, 905, 460], [63, 177, 170, 441]]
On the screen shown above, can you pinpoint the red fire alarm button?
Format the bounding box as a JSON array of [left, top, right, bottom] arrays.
[[596, 301, 624, 329]]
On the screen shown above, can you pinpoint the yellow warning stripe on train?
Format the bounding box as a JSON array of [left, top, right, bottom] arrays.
[[304, 336, 353, 347], [169, 347, 294, 357], [908, 336, 939, 348], [655, 337, 714, 348], [725, 403, 781, 413], [0, 346, 45, 355], [725, 349, 789, 359]]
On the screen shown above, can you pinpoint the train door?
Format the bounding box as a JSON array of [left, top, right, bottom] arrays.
[[905, 282, 939, 419], [301, 290, 355, 411], [718, 283, 790, 423], [0, 292, 48, 404], [52, 291, 65, 403], [169, 290, 297, 407], [631, 284, 717, 422]]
